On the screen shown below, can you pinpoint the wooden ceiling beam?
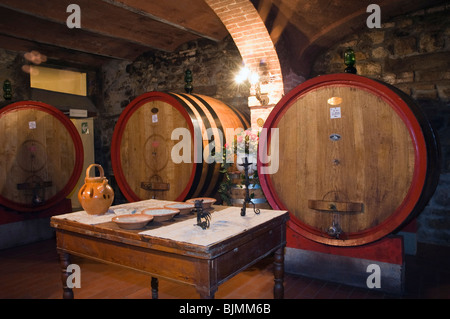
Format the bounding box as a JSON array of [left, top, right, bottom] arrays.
[[0, 6, 152, 61], [0, 0, 202, 53], [106, 0, 228, 42], [0, 34, 111, 69]]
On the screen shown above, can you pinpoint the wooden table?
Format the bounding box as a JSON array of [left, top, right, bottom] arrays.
[[50, 200, 289, 299]]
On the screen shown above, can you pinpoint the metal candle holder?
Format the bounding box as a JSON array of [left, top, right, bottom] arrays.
[[194, 199, 211, 229], [239, 156, 261, 217]]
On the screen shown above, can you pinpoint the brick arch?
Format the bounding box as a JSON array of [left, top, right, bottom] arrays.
[[205, 0, 284, 128]]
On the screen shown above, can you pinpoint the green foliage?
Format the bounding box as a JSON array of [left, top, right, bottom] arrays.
[[217, 146, 261, 206]]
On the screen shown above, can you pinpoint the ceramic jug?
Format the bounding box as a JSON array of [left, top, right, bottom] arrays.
[[78, 164, 114, 215]]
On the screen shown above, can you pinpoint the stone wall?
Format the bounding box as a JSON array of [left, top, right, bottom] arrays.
[[102, 37, 248, 116], [0, 49, 31, 104], [97, 36, 248, 201], [311, 5, 450, 246]]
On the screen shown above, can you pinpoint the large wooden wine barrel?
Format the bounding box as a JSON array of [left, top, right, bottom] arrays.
[[0, 101, 84, 212], [111, 92, 249, 202], [258, 74, 440, 246]]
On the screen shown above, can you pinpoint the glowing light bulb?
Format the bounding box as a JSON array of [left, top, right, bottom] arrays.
[[235, 67, 251, 84], [249, 72, 260, 85]]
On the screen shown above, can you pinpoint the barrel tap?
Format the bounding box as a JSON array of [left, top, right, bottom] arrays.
[[327, 204, 343, 238]]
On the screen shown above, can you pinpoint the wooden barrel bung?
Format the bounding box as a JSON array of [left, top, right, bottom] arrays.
[[258, 73, 440, 246], [111, 92, 249, 202], [0, 101, 84, 212]]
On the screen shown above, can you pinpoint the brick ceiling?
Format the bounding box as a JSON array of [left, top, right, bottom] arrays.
[[0, 0, 446, 74]]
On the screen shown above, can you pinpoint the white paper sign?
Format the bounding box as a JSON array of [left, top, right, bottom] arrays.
[[330, 107, 341, 119], [28, 121, 36, 129], [152, 114, 158, 123], [70, 108, 88, 118]]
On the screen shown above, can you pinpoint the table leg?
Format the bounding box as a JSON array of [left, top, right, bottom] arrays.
[[58, 250, 74, 299], [151, 277, 158, 299], [197, 287, 216, 299], [273, 246, 285, 299]]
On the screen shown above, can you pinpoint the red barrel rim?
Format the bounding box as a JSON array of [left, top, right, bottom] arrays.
[[258, 73, 431, 246], [0, 101, 84, 212], [111, 92, 197, 202]]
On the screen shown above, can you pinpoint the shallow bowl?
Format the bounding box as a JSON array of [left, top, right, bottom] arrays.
[[164, 202, 194, 215], [112, 214, 153, 230], [141, 207, 180, 222], [186, 197, 216, 209]]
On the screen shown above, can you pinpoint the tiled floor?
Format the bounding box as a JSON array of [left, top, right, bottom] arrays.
[[0, 238, 449, 299]]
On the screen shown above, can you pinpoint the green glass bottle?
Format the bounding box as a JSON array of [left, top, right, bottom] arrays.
[[344, 48, 357, 74], [3, 79, 12, 100], [184, 69, 193, 93]]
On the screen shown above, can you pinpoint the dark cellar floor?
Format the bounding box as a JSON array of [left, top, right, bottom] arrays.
[[0, 238, 449, 299]]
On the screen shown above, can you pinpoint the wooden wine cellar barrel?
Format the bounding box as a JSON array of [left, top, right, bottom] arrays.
[[111, 92, 249, 202], [0, 101, 84, 212], [258, 74, 440, 246]]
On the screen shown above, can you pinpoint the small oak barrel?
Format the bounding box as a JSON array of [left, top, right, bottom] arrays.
[[228, 172, 271, 209], [111, 92, 249, 202], [258, 74, 440, 246], [0, 101, 84, 212]]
